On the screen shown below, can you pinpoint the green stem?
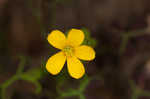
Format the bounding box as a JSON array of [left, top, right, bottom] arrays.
[[119, 34, 129, 55], [0, 56, 26, 99], [16, 56, 26, 75], [79, 94, 85, 99], [1, 75, 20, 99]]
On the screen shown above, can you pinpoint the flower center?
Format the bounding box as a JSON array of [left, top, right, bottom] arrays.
[[63, 46, 74, 57]]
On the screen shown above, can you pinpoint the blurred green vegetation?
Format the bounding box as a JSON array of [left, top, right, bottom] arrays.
[[0, 0, 149, 98], [0, 28, 98, 99], [130, 80, 150, 99], [1, 27, 150, 99], [0, 56, 44, 99], [119, 29, 146, 55]]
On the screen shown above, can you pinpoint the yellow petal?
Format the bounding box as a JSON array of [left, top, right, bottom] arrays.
[[47, 30, 66, 49], [46, 51, 66, 75], [75, 45, 95, 61], [67, 29, 84, 47], [67, 56, 85, 79]]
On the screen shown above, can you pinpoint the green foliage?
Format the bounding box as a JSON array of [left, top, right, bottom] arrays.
[[56, 75, 91, 99], [82, 28, 97, 48], [130, 80, 150, 99], [54, 28, 150, 99], [0, 26, 148, 99], [0, 56, 44, 99], [119, 28, 150, 99], [21, 68, 43, 82], [119, 29, 146, 55]]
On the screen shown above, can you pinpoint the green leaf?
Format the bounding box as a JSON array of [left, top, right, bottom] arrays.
[[81, 28, 97, 47], [21, 68, 43, 82]]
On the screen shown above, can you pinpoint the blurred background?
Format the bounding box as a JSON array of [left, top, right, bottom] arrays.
[[1, 0, 150, 99]]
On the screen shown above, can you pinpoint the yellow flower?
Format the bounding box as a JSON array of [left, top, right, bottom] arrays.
[[46, 29, 95, 79]]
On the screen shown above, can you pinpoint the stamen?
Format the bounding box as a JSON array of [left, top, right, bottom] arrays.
[[63, 46, 74, 57]]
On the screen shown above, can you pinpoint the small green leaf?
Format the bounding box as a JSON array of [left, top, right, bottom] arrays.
[[21, 68, 43, 81], [82, 28, 97, 47]]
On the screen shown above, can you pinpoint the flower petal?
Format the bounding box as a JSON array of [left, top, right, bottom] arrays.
[[47, 30, 66, 49], [75, 45, 95, 61], [46, 51, 66, 75], [67, 29, 84, 47], [67, 56, 85, 79]]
